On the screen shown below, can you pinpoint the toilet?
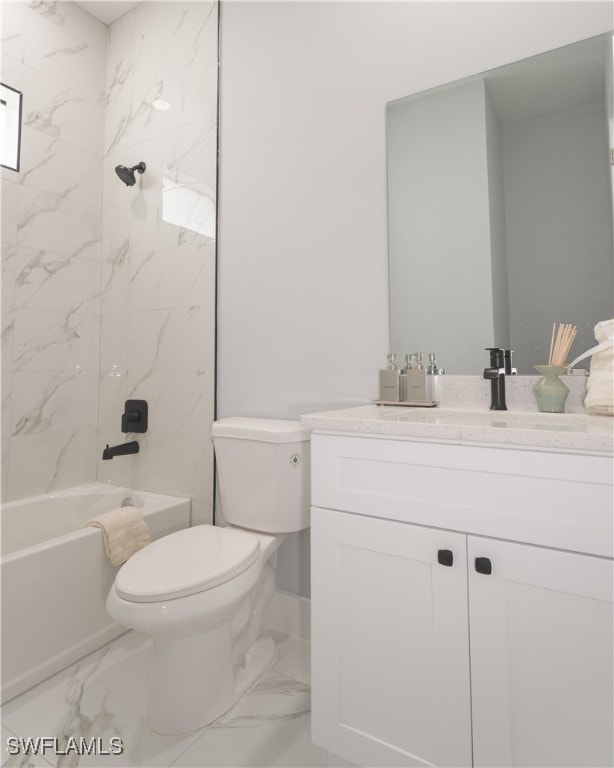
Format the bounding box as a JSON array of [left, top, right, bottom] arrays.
[[106, 417, 310, 736]]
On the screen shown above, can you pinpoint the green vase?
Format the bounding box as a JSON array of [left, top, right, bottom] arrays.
[[533, 365, 569, 413]]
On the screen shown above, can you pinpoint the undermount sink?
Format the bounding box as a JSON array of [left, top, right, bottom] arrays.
[[383, 408, 603, 433], [301, 404, 613, 453]]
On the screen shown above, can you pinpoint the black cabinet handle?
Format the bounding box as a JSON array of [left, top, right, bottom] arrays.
[[437, 549, 454, 567], [475, 557, 492, 575]]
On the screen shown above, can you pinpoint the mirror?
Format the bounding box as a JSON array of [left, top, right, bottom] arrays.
[[387, 34, 613, 374]]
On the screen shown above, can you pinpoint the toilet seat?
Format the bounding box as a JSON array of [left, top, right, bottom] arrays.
[[115, 526, 261, 603]]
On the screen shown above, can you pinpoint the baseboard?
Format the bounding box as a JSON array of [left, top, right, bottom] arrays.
[[265, 589, 311, 641]]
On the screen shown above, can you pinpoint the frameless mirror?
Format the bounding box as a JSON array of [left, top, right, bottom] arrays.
[[1, 82, 22, 172], [387, 34, 613, 374]]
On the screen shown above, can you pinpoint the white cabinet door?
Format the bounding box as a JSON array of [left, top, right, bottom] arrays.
[[311, 507, 472, 768], [468, 536, 614, 768]]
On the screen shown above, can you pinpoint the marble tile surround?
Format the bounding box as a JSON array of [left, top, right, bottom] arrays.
[[1, 1, 218, 516], [99, 1, 218, 522], [1, 0, 106, 502], [0, 630, 328, 768]]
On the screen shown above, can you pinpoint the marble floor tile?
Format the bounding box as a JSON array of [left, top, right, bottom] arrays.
[[2, 723, 54, 767], [1, 633, 203, 768], [1, 629, 323, 768], [171, 672, 328, 768]]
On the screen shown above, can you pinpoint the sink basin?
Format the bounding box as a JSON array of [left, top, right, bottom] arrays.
[[384, 408, 603, 434], [301, 404, 613, 453]]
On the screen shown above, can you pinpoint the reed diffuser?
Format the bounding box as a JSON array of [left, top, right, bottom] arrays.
[[547, 322, 577, 367], [534, 322, 577, 413]]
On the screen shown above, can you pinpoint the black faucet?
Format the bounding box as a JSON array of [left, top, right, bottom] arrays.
[[102, 441, 140, 460], [484, 347, 507, 410]]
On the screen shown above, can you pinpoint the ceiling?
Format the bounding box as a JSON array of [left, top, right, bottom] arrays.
[[74, 1, 140, 25]]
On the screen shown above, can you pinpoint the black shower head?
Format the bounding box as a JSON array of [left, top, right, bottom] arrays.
[[115, 161, 146, 186]]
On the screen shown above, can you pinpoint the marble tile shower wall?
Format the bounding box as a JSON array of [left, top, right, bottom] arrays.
[[1, 1, 218, 520], [98, 1, 218, 525], [1, 1, 106, 501]]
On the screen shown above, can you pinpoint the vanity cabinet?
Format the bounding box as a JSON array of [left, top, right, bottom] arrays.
[[467, 535, 612, 768], [310, 433, 613, 768], [311, 508, 472, 768]]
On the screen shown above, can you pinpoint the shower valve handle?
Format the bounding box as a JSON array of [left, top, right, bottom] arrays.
[[124, 410, 140, 424], [121, 400, 148, 433]]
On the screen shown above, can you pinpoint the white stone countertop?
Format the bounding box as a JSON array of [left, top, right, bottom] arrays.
[[301, 404, 614, 454]]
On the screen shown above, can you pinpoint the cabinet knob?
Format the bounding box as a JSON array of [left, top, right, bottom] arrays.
[[437, 549, 454, 567], [475, 557, 492, 575]]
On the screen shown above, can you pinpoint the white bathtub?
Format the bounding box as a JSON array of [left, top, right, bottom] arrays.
[[1, 482, 190, 703]]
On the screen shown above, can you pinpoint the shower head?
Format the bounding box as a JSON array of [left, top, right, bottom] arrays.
[[115, 161, 146, 186]]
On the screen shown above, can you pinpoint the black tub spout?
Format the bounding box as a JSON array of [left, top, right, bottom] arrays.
[[102, 441, 140, 460]]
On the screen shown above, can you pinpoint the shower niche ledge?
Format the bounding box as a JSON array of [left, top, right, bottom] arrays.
[[308, 425, 613, 768]]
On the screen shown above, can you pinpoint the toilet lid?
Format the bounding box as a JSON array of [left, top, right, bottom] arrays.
[[115, 526, 261, 603]]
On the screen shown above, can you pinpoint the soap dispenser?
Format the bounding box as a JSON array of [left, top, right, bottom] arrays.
[[426, 353, 444, 401], [405, 352, 428, 402], [379, 353, 405, 402]]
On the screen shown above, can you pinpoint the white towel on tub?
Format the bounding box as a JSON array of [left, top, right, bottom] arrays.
[[87, 507, 152, 567]]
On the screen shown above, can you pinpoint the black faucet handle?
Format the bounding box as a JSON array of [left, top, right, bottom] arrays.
[[485, 347, 504, 368], [504, 349, 517, 375], [121, 410, 140, 432]]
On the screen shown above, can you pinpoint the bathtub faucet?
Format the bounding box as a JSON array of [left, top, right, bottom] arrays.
[[102, 441, 140, 460]]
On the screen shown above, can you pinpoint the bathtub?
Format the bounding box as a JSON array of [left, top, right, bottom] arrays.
[[1, 482, 190, 703]]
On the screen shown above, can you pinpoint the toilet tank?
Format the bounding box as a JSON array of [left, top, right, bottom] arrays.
[[212, 418, 311, 533]]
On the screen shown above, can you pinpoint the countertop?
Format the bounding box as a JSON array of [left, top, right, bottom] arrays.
[[301, 404, 614, 454]]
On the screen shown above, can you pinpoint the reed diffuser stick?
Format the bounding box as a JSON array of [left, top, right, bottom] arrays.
[[548, 323, 556, 364], [548, 322, 577, 366]]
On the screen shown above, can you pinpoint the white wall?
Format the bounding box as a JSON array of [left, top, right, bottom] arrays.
[[218, 1, 613, 595]]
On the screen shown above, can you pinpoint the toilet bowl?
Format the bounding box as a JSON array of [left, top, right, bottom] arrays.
[[106, 526, 282, 735], [106, 417, 310, 736]]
